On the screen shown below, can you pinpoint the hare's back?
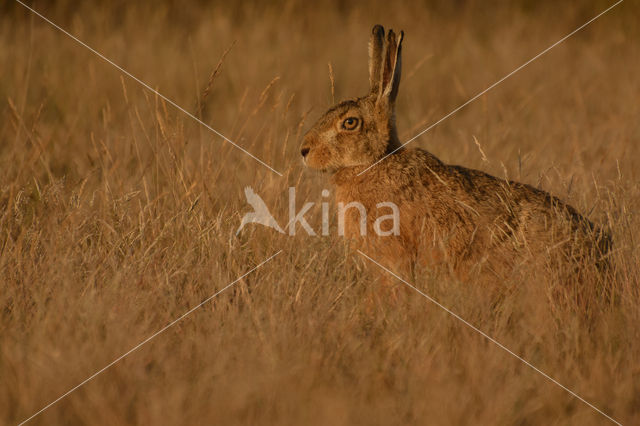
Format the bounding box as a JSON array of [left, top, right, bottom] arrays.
[[402, 149, 603, 251]]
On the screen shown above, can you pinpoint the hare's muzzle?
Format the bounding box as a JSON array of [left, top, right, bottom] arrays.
[[300, 131, 321, 168]]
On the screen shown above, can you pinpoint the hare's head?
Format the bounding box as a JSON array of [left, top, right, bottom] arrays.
[[301, 25, 404, 172]]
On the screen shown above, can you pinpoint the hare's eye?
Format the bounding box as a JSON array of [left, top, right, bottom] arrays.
[[341, 117, 360, 131]]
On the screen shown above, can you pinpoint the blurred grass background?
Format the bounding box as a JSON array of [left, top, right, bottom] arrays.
[[1, 0, 639, 424]]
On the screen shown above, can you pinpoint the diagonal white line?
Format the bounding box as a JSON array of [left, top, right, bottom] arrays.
[[358, 0, 623, 176], [18, 250, 282, 425], [14, 0, 283, 177], [357, 250, 622, 425]]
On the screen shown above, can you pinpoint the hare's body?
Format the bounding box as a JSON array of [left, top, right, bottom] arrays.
[[332, 148, 607, 279], [301, 25, 609, 280]]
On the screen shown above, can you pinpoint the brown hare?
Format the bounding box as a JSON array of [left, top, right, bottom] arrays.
[[300, 25, 610, 284]]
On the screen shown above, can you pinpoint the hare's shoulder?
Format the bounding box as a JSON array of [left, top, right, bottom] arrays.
[[393, 149, 506, 195]]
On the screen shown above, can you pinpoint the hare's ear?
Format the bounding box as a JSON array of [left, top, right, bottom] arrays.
[[379, 29, 404, 105], [368, 25, 385, 95]]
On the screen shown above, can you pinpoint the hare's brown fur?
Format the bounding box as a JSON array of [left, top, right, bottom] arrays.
[[301, 25, 610, 281]]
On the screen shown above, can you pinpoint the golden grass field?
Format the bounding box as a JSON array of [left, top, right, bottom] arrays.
[[1, 0, 639, 424]]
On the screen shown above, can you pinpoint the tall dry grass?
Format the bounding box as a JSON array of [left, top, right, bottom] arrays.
[[1, 1, 639, 424]]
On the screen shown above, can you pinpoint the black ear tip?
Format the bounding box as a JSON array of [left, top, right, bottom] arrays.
[[372, 24, 384, 36], [387, 29, 396, 42]]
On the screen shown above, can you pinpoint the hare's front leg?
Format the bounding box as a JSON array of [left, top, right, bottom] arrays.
[[358, 236, 414, 305]]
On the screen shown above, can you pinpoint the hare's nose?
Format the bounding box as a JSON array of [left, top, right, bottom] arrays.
[[301, 147, 310, 158]]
